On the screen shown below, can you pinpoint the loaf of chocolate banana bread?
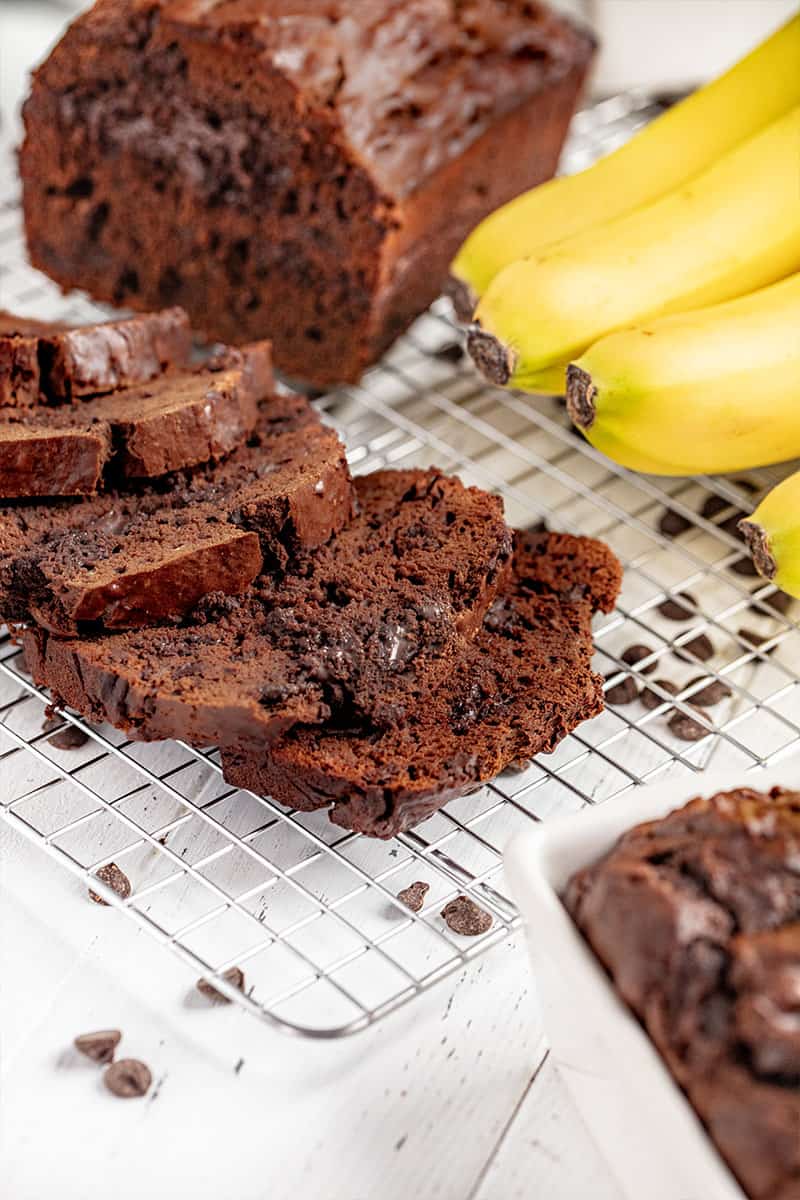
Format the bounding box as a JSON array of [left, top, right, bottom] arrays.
[[21, 0, 594, 386], [567, 788, 800, 1200]]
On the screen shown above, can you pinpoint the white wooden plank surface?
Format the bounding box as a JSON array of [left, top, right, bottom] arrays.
[[0, 6, 620, 1198]]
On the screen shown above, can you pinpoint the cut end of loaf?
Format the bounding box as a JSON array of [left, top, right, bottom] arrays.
[[738, 519, 777, 581], [467, 324, 516, 387], [566, 364, 597, 431]]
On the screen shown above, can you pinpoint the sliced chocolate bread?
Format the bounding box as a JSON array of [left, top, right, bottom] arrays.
[[22, 470, 513, 748], [0, 394, 353, 632], [221, 531, 622, 838], [0, 307, 191, 406], [0, 343, 271, 497]]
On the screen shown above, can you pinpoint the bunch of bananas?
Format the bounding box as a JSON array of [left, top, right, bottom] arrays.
[[454, 13, 800, 592]]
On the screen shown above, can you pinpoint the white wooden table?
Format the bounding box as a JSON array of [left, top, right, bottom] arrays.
[[0, 7, 625, 1197]]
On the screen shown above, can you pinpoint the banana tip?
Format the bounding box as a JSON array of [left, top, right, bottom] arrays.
[[738, 519, 777, 581], [466, 325, 516, 386], [445, 275, 478, 323], [566, 365, 596, 430]]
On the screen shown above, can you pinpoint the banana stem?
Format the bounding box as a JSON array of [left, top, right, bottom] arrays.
[[467, 325, 517, 386], [566, 365, 597, 430], [738, 519, 777, 580], [445, 276, 478, 323]]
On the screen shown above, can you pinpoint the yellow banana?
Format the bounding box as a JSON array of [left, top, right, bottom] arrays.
[[740, 473, 800, 599], [469, 103, 800, 391], [450, 13, 800, 311], [564, 273, 800, 476]]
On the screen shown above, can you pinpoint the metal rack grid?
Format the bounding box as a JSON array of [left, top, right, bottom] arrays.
[[2, 95, 800, 1038]]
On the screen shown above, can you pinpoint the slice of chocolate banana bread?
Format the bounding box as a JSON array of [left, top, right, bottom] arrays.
[[0, 343, 271, 497], [566, 788, 800, 1200], [221, 530, 622, 837], [22, 470, 513, 748], [0, 394, 353, 632], [0, 307, 191, 406], [21, 0, 594, 386]]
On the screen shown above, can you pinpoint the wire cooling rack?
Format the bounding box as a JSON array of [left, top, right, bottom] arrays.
[[2, 94, 800, 1038]]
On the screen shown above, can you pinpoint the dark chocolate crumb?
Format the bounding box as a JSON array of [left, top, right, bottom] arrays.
[[658, 592, 697, 622], [640, 678, 679, 710], [104, 1058, 152, 1098], [196, 966, 245, 1003], [605, 674, 639, 705], [48, 724, 90, 751], [668, 708, 711, 741], [441, 895, 493, 936], [658, 508, 692, 538], [621, 643, 657, 675], [433, 341, 464, 364], [738, 627, 776, 655], [397, 881, 429, 913], [74, 1029, 121, 1064], [674, 634, 714, 664], [686, 676, 732, 706], [89, 863, 132, 905]]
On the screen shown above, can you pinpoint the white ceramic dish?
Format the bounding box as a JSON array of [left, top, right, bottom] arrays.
[[504, 764, 800, 1200]]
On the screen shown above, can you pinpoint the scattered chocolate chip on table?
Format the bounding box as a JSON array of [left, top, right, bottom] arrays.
[[47, 724, 90, 751], [640, 678, 679, 710], [397, 882, 429, 913], [89, 863, 132, 905], [605, 674, 639, 705], [668, 708, 711, 741], [674, 633, 714, 664], [441, 896, 493, 936], [104, 1059, 152, 1098], [196, 966, 245, 1003], [686, 676, 732, 706], [74, 1030, 121, 1064], [658, 508, 692, 538], [658, 592, 697, 621], [620, 643, 657, 675]]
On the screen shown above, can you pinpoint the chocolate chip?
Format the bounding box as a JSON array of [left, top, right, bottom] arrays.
[[659, 508, 692, 538], [729, 555, 759, 577], [441, 896, 493, 936], [750, 589, 794, 617], [700, 493, 729, 520], [605, 674, 639, 705], [640, 678, 679, 710], [686, 676, 732, 706], [658, 592, 696, 621], [104, 1058, 152, 1098], [48, 724, 90, 751], [74, 1030, 121, 1064], [621, 644, 657, 675], [397, 881, 429, 913], [738, 627, 776, 655], [196, 966, 245, 1003], [674, 634, 714, 664], [89, 863, 132, 905], [433, 341, 464, 364], [668, 709, 711, 741]]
